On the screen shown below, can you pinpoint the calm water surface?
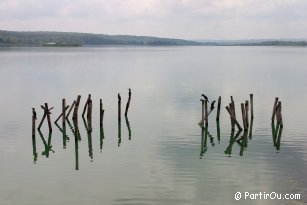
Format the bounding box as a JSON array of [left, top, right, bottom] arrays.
[[0, 46, 307, 205]]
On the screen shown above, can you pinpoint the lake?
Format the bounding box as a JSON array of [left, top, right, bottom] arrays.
[[0, 46, 306, 205]]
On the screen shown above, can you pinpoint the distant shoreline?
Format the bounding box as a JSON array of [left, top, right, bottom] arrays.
[[1, 30, 307, 47]]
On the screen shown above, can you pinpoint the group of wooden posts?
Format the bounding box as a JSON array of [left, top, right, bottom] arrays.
[[31, 89, 132, 138], [199, 94, 254, 131]]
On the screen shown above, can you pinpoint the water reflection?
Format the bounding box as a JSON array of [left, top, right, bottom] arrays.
[[32, 135, 38, 163], [225, 130, 242, 157], [271, 122, 283, 152], [55, 122, 68, 149], [82, 116, 94, 160], [38, 130, 54, 158], [118, 120, 121, 147], [73, 120, 79, 170], [216, 121, 221, 143], [125, 116, 132, 140], [100, 126, 104, 151], [200, 126, 208, 158], [237, 131, 248, 156]]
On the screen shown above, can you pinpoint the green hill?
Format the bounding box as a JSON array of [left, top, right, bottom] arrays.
[[0, 30, 203, 47]]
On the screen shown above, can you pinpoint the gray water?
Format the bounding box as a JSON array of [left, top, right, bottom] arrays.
[[0, 46, 306, 205]]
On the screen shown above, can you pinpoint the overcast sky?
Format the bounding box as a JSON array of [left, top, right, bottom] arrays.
[[1, 0, 307, 40]]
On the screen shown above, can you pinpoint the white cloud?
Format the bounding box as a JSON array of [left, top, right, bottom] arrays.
[[1, 0, 307, 39]]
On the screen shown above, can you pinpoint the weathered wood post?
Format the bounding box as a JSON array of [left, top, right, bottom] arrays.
[[216, 96, 221, 121], [271, 97, 279, 123], [226, 106, 243, 131], [125, 88, 131, 116], [199, 99, 205, 126], [82, 94, 91, 118], [66, 100, 76, 119], [118, 93, 121, 121], [276, 101, 283, 128], [72, 95, 81, 121], [100, 99, 104, 127], [32, 108, 36, 137], [55, 105, 69, 123], [245, 100, 249, 126], [45, 103, 52, 132], [250, 94, 254, 119], [229, 103, 235, 130], [62, 98, 66, 129], [205, 100, 208, 126], [87, 99, 92, 132], [38, 105, 47, 131], [241, 103, 247, 130]]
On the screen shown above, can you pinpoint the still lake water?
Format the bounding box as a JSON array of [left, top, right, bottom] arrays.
[[0, 46, 307, 205]]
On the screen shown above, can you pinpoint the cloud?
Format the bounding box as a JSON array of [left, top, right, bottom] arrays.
[[1, 0, 307, 39]]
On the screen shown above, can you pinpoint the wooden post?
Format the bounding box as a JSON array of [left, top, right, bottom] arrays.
[[216, 96, 221, 121], [125, 88, 131, 116], [62, 98, 66, 128], [245, 100, 249, 126], [45, 103, 52, 132], [205, 100, 208, 126], [226, 106, 243, 131], [100, 99, 104, 127], [38, 106, 47, 131], [118, 93, 121, 121], [66, 100, 76, 119], [250, 94, 254, 119], [230, 96, 236, 119], [72, 95, 81, 121], [229, 103, 235, 130], [54, 105, 69, 123], [87, 99, 92, 132], [32, 108, 36, 137], [199, 99, 205, 126], [271, 97, 279, 123], [276, 101, 283, 128], [241, 103, 247, 130], [82, 94, 91, 118]]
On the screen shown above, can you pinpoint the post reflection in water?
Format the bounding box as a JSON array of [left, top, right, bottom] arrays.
[[38, 130, 54, 158], [100, 126, 104, 151], [32, 135, 38, 163], [216, 121, 221, 143], [271, 122, 283, 152], [249, 118, 254, 139], [225, 130, 242, 157], [237, 131, 248, 156], [82, 116, 94, 160], [118, 120, 121, 147], [73, 120, 79, 170], [200, 126, 208, 158], [125, 115, 132, 140], [55, 122, 68, 149]]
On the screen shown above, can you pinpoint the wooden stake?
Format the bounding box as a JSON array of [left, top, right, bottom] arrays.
[[62, 98, 66, 128], [271, 97, 279, 123], [118, 93, 121, 121], [45, 103, 52, 132], [72, 95, 81, 121], [250, 94, 254, 119], [66, 100, 76, 119], [229, 103, 235, 130], [32, 108, 36, 137], [205, 100, 208, 126], [226, 106, 243, 130], [82, 94, 91, 118], [241, 103, 247, 130], [38, 106, 47, 131], [54, 105, 69, 123], [245, 100, 249, 126], [100, 99, 104, 127], [199, 99, 205, 126], [216, 96, 221, 121], [87, 99, 92, 132], [125, 88, 132, 116]]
